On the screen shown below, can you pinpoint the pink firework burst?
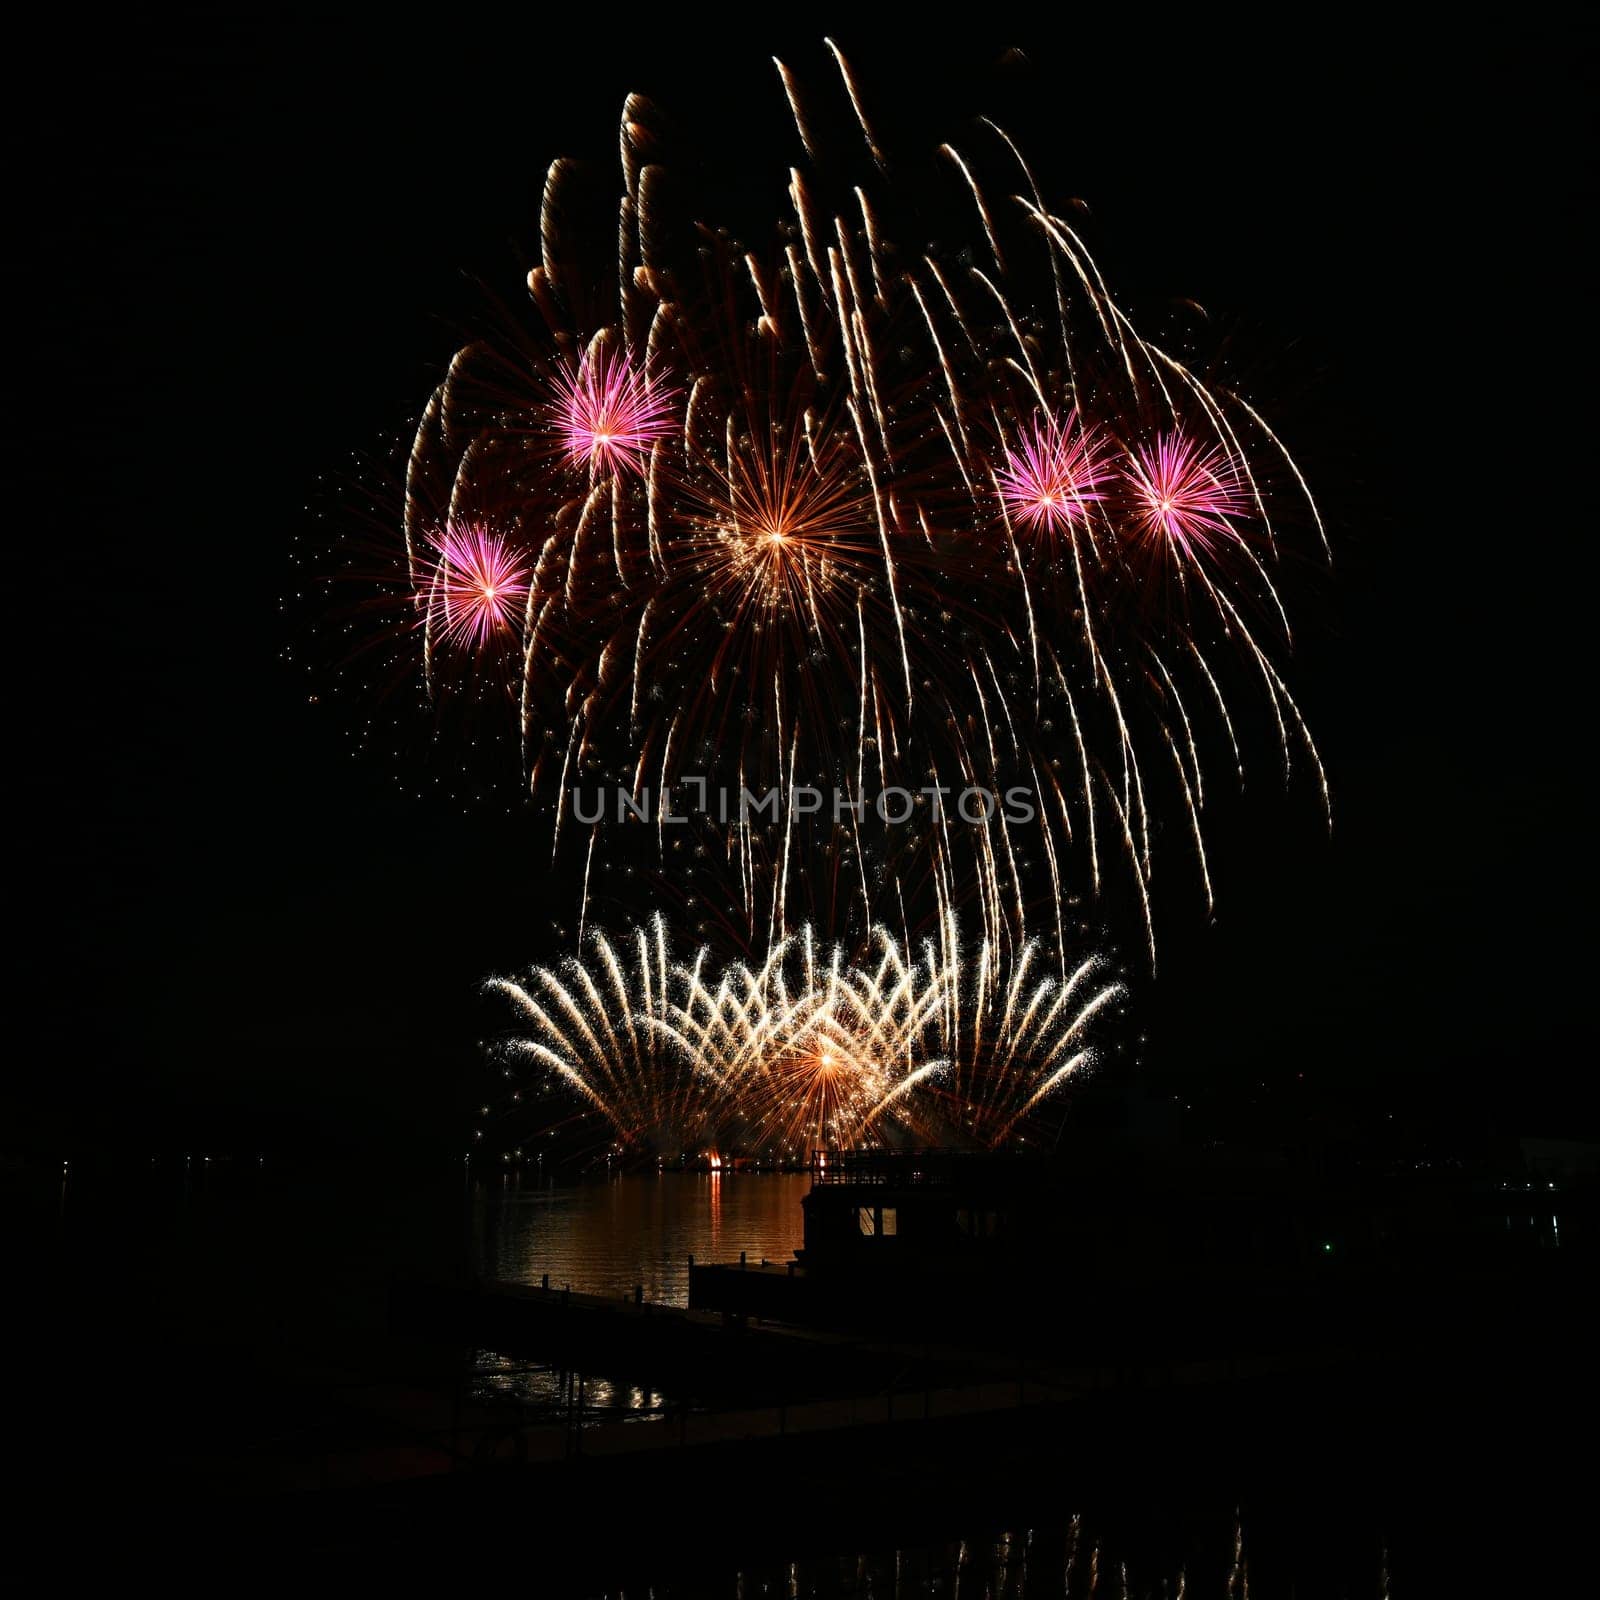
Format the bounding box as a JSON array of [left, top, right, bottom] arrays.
[[551, 343, 677, 480], [423, 523, 530, 652], [1123, 430, 1249, 559], [996, 409, 1111, 533]]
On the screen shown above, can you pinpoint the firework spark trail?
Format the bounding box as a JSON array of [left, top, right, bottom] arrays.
[[488, 917, 1124, 1156]]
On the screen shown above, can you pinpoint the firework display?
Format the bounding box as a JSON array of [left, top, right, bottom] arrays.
[[326, 44, 1329, 1154], [486, 915, 1124, 1157]]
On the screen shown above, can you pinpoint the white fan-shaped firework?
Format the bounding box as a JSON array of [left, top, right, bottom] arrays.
[[485, 914, 1125, 1155]]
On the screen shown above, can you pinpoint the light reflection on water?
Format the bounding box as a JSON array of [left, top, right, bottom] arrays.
[[471, 1170, 810, 1306], [470, 1350, 669, 1422], [582, 1513, 1392, 1599]]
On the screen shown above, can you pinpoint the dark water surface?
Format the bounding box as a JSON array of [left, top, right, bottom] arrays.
[[472, 1168, 809, 1303], [14, 1158, 1584, 1590]]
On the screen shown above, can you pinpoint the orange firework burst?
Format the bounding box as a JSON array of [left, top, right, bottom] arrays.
[[683, 420, 879, 629], [738, 1028, 887, 1150]]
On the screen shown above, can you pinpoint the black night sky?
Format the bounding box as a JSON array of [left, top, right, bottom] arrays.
[[16, 13, 1595, 1159]]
